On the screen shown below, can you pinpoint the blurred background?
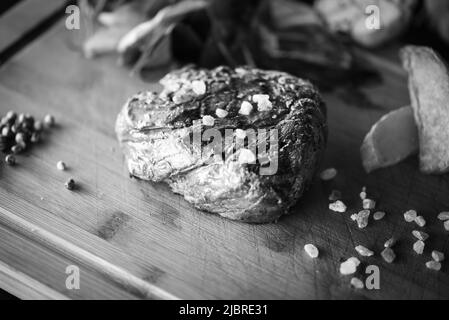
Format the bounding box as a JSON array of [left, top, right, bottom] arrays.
[[78, 0, 449, 87]]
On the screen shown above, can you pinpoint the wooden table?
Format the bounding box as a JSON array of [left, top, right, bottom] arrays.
[[1, 1, 448, 300]]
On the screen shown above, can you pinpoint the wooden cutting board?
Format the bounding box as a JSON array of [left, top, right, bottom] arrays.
[[1, 3, 448, 300]]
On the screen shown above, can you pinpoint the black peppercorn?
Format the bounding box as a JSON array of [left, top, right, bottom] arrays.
[[5, 111, 17, 122], [65, 178, 76, 190], [5, 154, 16, 166], [34, 120, 43, 132], [17, 113, 26, 124], [1, 126, 12, 138], [15, 132, 26, 145], [30, 132, 40, 143], [44, 114, 55, 128], [11, 144, 23, 154]]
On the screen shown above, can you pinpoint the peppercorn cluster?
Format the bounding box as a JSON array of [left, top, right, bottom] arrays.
[[0, 111, 54, 155]]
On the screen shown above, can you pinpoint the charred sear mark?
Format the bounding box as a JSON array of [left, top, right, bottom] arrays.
[[97, 211, 130, 241], [158, 203, 181, 230], [140, 189, 182, 230], [262, 226, 295, 253], [143, 265, 166, 284]]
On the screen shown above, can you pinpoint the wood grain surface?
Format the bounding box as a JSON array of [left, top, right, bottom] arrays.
[[0, 0, 68, 54], [0, 15, 449, 299]]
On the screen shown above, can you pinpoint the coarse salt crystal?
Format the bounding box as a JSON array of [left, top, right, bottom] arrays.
[[191, 80, 206, 95], [355, 245, 374, 257], [437, 212, 449, 221], [381, 247, 396, 263], [348, 257, 361, 267], [202, 115, 215, 126], [432, 250, 445, 262], [235, 129, 247, 139], [359, 187, 367, 200], [238, 148, 256, 165], [426, 261, 442, 271], [252, 94, 272, 112], [350, 277, 365, 289], [363, 199, 376, 210], [412, 230, 429, 241], [328, 190, 342, 202], [239, 101, 253, 115], [56, 161, 66, 171], [353, 210, 370, 229], [329, 201, 347, 213], [384, 237, 396, 248], [404, 210, 417, 223], [304, 244, 319, 258], [215, 108, 228, 118], [413, 240, 425, 255], [320, 168, 337, 181], [340, 257, 360, 275], [415, 216, 426, 227], [373, 211, 386, 221]]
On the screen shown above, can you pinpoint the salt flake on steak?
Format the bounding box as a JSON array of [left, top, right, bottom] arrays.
[[239, 101, 253, 115], [252, 94, 272, 112], [191, 80, 206, 95]]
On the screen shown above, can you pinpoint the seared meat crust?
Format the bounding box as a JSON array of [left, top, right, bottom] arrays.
[[116, 66, 327, 223]]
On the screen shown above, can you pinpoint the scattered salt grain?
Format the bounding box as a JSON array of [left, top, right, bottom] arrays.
[[352, 210, 370, 229], [191, 80, 206, 95], [329, 200, 347, 213], [252, 94, 272, 112], [373, 211, 386, 221], [384, 237, 396, 248], [381, 247, 396, 263], [340, 257, 360, 275], [350, 277, 364, 289], [426, 261, 442, 271], [238, 149, 256, 165], [363, 199, 376, 210], [328, 190, 342, 202], [432, 250, 445, 262], [404, 210, 417, 223], [235, 129, 247, 139], [355, 245, 374, 257], [359, 187, 367, 200], [415, 216, 426, 227], [413, 240, 425, 255], [239, 101, 253, 115], [56, 161, 66, 171], [320, 168, 337, 181], [444, 220, 449, 231], [304, 244, 319, 259], [202, 115, 215, 126], [215, 108, 228, 118], [437, 212, 449, 221], [412, 230, 429, 241]]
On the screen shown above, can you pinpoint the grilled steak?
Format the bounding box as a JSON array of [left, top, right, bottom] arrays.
[[116, 66, 327, 223]]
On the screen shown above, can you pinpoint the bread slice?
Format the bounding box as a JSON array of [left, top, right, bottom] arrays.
[[400, 46, 449, 174], [361, 106, 418, 173]]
